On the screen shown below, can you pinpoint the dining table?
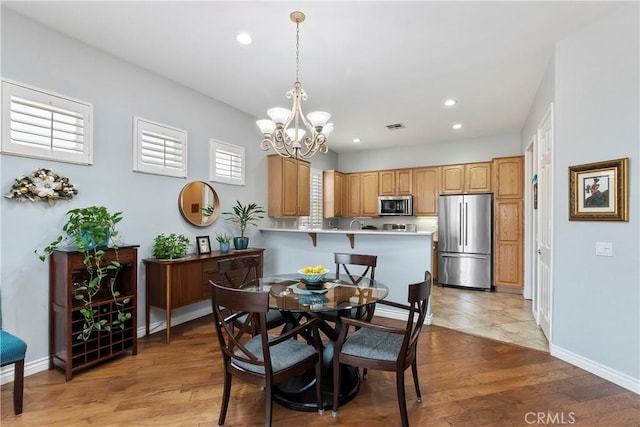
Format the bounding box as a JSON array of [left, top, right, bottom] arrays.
[[240, 273, 389, 412]]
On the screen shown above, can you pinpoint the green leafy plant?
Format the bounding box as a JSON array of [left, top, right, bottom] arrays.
[[201, 204, 215, 218], [222, 201, 265, 238], [215, 232, 232, 243], [152, 233, 191, 259], [36, 206, 130, 341]]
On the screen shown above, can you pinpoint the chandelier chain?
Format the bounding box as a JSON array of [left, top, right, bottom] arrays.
[[295, 20, 300, 82]]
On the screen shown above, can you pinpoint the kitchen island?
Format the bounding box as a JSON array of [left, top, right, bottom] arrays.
[[260, 228, 434, 324]]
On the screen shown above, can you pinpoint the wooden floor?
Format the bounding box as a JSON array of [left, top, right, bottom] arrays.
[[2, 315, 638, 426]]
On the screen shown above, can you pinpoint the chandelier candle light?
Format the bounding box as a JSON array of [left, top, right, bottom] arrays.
[[257, 11, 334, 160]]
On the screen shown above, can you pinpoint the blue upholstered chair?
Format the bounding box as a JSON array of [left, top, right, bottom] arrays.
[[332, 271, 432, 427], [0, 301, 27, 415]]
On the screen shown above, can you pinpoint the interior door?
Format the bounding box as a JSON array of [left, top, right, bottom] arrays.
[[537, 104, 554, 342]]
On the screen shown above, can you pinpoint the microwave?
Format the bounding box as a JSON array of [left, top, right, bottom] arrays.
[[378, 195, 414, 216]]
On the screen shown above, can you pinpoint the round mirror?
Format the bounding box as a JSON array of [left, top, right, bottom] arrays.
[[178, 181, 220, 227]]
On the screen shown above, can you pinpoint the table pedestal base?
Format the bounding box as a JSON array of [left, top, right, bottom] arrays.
[[273, 364, 360, 412]]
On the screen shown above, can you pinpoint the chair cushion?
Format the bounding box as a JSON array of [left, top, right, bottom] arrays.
[[232, 334, 316, 374], [341, 328, 403, 362], [0, 330, 27, 365]]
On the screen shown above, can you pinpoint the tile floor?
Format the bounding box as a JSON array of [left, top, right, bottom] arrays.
[[430, 284, 549, 351]]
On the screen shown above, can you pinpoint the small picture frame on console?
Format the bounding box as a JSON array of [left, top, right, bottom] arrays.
[[196, 235, 211, 254]]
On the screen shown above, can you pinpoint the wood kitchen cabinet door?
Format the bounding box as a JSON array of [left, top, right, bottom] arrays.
[[361, 171, 379, 217], [379, 169, 412, 195], [346, 173, 362, 217], [441, 162, 492, 194], [465, 162, 492, 193], [323, 170, 345, 217], [493, 156, 524, 199], [413, 166, 439, 216], [494, 199, 523, 289], [440, 164, 465, 194], [267, 155, 310, 217]]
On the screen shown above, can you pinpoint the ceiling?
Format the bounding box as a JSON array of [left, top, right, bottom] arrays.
[[3, 1, 619, 153]]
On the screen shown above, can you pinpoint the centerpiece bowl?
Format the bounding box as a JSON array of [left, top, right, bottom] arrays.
[[297, 268, 329, 289]]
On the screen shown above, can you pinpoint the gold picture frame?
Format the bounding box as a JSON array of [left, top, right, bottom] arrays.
[[569, 158, 628, 221]]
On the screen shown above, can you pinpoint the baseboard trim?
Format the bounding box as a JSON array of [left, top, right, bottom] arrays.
[[551, 343, 640, 394], [1, 307, 213, 386]]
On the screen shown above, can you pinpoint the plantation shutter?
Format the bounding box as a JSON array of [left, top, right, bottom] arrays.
[[133, 117, 187, 178], [2, 80, 93, 165], [210, 139, 245, 186], [300, 168, 323, 229]]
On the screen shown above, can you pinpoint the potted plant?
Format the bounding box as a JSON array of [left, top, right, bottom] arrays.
[[152, 233, 191, 260], [215, 232, 232, 253], [37, 206, 131, 341], [222, 200, 265, 250]]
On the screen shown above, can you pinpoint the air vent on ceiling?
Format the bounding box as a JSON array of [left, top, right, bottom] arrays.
[[386, 123, 405, 130]]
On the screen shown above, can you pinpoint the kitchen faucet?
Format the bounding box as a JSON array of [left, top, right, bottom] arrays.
[[349, 219, 362, 231]]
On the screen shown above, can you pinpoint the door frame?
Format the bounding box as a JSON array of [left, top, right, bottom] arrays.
[[524, 136, 538, 320]]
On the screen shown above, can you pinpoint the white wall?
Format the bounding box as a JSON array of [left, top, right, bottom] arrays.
[[0, 8, 301, 367], [552, 3, 639, 388], [338, 133, 522, 172], [521, 55, 555, 150]]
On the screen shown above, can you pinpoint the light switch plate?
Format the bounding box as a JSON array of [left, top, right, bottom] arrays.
[[595, 241, 613, 257]]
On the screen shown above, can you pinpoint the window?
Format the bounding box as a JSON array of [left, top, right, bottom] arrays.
[[210, 139, 245, 186], [1, 80, 93, 165], [133, 117, 187, 178], [300, 168, 323, 229]]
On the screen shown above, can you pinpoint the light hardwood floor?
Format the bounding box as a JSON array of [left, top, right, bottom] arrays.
[[431, 285, 549, 351], [2, 314, 638, 426]]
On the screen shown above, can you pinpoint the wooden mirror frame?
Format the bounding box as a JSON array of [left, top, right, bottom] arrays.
[[178, 181, 220, 227]]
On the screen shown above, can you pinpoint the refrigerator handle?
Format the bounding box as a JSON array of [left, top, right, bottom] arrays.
[[458, 202, 463, 246], [464, 202, 468, 246]]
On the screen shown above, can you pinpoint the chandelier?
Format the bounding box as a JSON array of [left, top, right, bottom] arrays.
[[257, 11, 333, 160]]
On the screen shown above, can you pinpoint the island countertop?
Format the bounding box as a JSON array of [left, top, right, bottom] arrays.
[[260, 228, 433, 237]]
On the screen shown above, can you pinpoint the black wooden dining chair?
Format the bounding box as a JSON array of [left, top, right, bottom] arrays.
[[332, 271, 432, 427], [217, 255, 286, 332], [210, 282, 324, 426], [322, 253, 378, 322]]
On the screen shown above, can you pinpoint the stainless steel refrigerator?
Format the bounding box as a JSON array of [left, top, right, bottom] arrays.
[[438, 194, 493, 290]]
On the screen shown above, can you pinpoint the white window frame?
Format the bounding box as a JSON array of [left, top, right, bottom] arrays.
[[1, 80, 93, 165], [133, 116, 187, 178], [210, 139, 245, 186], [300, 168, 323, 230]]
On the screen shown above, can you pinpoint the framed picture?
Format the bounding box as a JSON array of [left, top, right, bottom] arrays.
[[196, 235, 211, 254], [569, 158, 628, 221]]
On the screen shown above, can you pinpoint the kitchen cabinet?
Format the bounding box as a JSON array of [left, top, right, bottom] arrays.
[[345, 172, 378, 217], [323, 170, 345, 218], [494, 199, 523, 290], [144, 249, 264, 343], [267, 155, 310, 217], [493, 156, 524, 291], [49, 245, 138, 381], [412, 166, 439, 216], [440, 162, 492, 194], [361, 171, 379, 216], [493, 156, 524, 199], [379, 169, 412, 195]]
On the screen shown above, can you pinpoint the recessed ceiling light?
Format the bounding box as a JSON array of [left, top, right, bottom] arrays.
[[353, 138, 361, 143], [236, 33, 252, 45], [444, 99, 457, 107], [452, 123, 462, 130]]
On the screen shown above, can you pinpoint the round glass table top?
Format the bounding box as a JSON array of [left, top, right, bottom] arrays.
[[242, 273, 389, 313]]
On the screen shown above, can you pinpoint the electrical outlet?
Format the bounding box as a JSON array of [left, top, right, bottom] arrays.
[[595, 241, 613, 257]]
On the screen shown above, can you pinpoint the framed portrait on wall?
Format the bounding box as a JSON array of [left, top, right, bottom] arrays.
[[569, 158, 628, 221]]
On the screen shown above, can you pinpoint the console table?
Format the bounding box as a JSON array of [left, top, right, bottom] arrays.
[[143, 248, 264, 343]]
